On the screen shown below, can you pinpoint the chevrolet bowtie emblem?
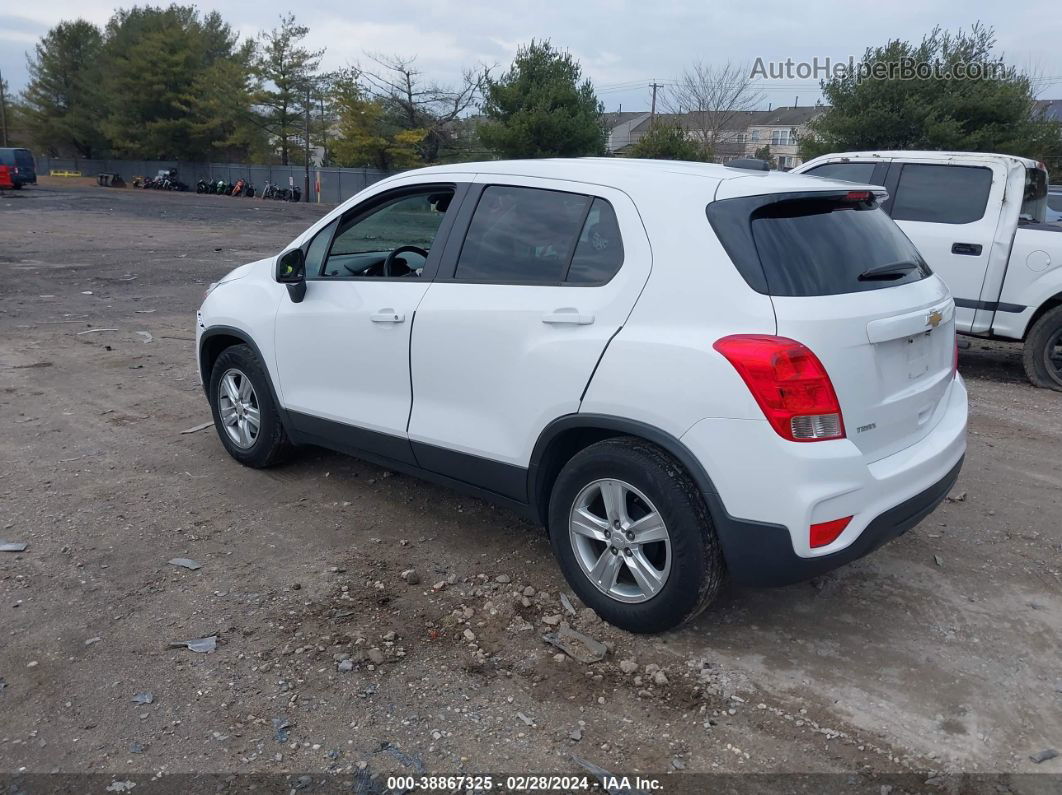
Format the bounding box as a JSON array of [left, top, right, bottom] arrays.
[[927, 310, 943, 328]]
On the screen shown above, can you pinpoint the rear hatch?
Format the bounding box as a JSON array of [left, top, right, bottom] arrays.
[[708, 187, 955, 462]]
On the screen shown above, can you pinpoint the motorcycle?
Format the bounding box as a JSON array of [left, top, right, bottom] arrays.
[[196, 178, 210, 194]]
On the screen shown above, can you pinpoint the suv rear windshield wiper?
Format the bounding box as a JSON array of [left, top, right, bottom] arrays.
[[858, 260, 921, 281]]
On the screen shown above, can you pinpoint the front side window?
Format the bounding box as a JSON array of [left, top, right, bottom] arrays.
[[455, 186, 590, 283], [891, 164, 992, 224], [321, 189, 453, 278]]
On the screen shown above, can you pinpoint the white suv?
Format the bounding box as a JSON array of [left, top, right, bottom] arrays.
[[196, 159, 968, 633]]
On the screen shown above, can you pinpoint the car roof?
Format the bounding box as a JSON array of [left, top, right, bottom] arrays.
[[381, 157, 878, 200], [801, 150, 1041, 169]]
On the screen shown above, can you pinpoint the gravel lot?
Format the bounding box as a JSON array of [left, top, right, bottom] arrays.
[[1, 180, 1059, 788]]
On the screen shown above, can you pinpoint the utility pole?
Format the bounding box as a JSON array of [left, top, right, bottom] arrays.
[[649, 81, 662, 122], [0, 67, 9, 147], [303, 83, 311, 203]]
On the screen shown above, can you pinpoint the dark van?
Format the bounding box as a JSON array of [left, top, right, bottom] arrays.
[[0, 148, 37, 188]]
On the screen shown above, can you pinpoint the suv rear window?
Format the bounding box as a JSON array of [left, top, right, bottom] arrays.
[[707, 192, 931, 297]]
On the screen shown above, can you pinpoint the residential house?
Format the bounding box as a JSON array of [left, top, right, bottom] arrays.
[[606, 104, 825, 169], [743, 106, 823, 169]]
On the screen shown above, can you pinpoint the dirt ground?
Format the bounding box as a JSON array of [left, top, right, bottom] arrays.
[[1, 181, 1059, 790]]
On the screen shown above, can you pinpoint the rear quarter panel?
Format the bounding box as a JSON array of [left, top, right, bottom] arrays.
[[580, 176, 777, 437]]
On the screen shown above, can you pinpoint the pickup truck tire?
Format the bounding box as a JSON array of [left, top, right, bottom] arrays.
[[1023, 305, 1062, 391], [547, 438, 725, 634]]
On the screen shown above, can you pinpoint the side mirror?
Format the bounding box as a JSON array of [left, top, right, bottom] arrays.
[[276, 248, 306, 303]]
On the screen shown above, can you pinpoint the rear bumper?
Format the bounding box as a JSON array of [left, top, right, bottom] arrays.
[[682, 375, 967, 586], [712, 455, 963, 586]]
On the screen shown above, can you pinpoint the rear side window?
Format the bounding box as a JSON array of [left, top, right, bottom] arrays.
[[804, 162, 877, 183], [14, 149, 34, 168], [567, 199, 624, 284], [707, 193, 931, 297], [455, 186, 623, 284], [456, 186, 587, 282], [891, 164, 992, 224]]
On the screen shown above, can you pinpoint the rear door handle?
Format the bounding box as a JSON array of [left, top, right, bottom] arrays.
[[951, 242, 983, 256], [542, 308, 595, 325], [370, 309, 406, 323]]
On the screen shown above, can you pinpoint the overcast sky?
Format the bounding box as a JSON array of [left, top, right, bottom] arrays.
[[3, 1, 1061, 113]]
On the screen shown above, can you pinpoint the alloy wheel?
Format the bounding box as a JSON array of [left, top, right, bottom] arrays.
[[568, 478, 672, 604], [218, 368, 261, 449]]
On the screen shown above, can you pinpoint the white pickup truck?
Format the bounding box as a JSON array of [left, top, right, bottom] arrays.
[[795, 151, 1061, 390]]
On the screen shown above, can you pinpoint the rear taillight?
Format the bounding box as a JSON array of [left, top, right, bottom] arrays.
[[713, 335, 845, 442]]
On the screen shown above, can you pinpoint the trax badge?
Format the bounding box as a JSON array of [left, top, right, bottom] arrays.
[[927, 310, 943, 328]]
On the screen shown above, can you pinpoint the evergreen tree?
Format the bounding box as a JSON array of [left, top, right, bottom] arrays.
[[478, 40, 605, 158], [628, 121, 705, 161], [21, 20, 106, 157], [101, 5, 253, 160], [801, 24, 1061, 169], [252, 14, 323, 165]]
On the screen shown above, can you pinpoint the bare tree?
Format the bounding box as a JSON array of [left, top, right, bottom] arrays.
[[663, 61, 764, 162], [360, 53, 485, 162]]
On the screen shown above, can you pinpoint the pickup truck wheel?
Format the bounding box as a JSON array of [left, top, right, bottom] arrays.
[[207, 344, 291, 467], [548, 438, 725, 634], [1023, 305, 1062, 391]]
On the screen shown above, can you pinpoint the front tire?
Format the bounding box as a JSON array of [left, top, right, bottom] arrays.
[[207, 344, 290, 467], [1023, 305, 1062, 391], [548, 438, 725, 633]]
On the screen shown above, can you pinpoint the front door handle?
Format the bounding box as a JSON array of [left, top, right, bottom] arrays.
[[951, 242, 983, 256], [370, 309, 406, 323], [542, 308, 595, 325]]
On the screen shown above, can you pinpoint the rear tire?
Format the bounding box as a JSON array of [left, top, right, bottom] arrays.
[[207, 344, 290, 467], [548, 438, 725, 634], [1022, 305, 1062, 391]]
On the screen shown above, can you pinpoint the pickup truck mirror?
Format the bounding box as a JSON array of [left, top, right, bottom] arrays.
[[276, 249, 307, 303]]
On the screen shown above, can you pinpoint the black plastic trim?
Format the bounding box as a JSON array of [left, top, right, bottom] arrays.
[[287, 410, 418, 467], [953, 298, 1026, 313], [528, 414, 723, 528], [718, 455, 964, 587], [198, 326, 290, 426], [284, 412, 534, 520], [410, 441, 527, 501]]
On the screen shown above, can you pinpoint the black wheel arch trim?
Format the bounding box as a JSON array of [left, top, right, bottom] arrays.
[[198, 325, 290, 428], [528, 414, 722, 523], [528, 413, 783, 577]]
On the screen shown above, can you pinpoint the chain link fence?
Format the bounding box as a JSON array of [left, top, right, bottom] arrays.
[[35, 156, 395, 205]]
